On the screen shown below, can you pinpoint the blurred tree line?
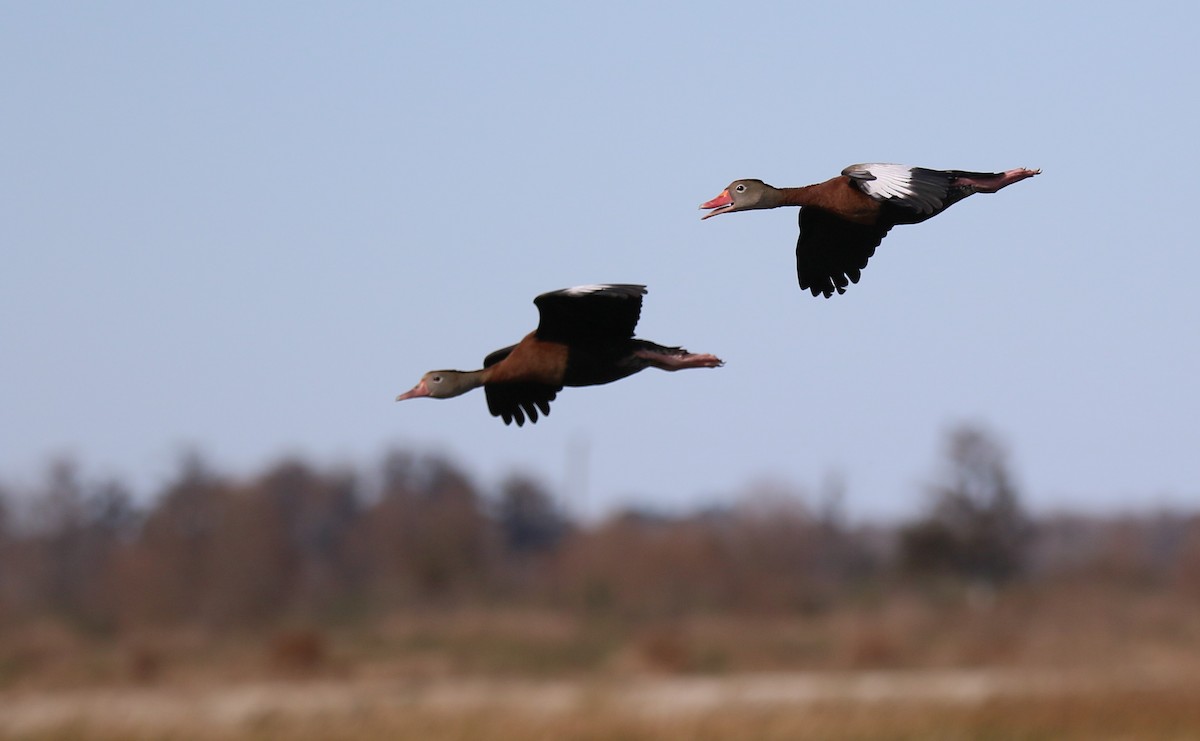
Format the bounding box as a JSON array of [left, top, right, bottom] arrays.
[[0, 425, 1196, 634]]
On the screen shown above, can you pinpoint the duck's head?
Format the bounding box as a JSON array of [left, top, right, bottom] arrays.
[[395, 370, 480, 401], [700, 179, 781, 219]]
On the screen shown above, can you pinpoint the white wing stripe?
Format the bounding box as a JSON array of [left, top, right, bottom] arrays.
[[563, 284, 610, 295], [844, 163, 948, 214]]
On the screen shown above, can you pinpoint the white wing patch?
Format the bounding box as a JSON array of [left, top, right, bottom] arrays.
[[561, 284, 647, 298], [563, 284, 611, 295], [843, 163, 949, 214]]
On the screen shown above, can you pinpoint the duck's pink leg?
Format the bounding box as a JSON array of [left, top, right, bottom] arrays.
[[635, 349, 724, 371], [954, 167, 1041, 193]]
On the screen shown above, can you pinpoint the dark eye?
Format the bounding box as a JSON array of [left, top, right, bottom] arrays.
[[432, 375, 442, 383], [735, 183, 746, 193]]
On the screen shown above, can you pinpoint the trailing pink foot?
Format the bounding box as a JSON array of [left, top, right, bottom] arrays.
[[955, 167, 1041, 193], [636, 349, 725, 371], [675, 352, 724, 369]]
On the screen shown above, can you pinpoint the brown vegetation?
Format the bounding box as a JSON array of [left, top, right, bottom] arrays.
[[0, 426, 1198, 737]]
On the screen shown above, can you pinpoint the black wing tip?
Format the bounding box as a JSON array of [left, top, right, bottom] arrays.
[[490, 389, 558, 428], [502, 407, 529, 426], [800, 274, 854, 298], [498, 402, 550, 427]]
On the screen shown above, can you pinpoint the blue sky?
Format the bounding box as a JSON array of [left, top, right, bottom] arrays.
[[3, 4, 1198, 521]]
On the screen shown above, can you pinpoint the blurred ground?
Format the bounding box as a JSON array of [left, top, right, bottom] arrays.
[[2, 449, 1198, 738], [2, 667, 1199, 740], [2, 596, 1199, 740]]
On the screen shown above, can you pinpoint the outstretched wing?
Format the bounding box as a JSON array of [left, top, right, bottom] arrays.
[[532, 284, 646, 344], [796, 207, 892, 298], [481, 343, 561, 426], [842, 163, 953, 215]]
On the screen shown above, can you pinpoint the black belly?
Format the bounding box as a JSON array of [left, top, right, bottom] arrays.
[[561, 342, 644, 387]]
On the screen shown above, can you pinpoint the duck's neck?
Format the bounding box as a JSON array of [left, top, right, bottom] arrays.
[[776, 184, 822, 208], [443, 369, 488, 398], [462, 368, 489, 389]]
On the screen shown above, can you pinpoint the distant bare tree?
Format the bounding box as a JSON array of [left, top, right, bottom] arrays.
[[496, 475, 568, 555], [5, 459, 137, 628], [253, 460, 363, 616], [0, 483, 14, 621], [901, 425, 1032, 585], [121, 453, 229, 624], [357, 452, 492, 603]]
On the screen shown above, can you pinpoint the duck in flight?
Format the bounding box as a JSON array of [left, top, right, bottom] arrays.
[[701, 164, 1040, 298], [395, 284, 723, 426]]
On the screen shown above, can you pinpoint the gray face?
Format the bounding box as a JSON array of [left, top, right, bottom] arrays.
[[729, 179, 773, 209], [700, 179, 774, 219], [396, 370, 476, 402], [422, 370, 477, 399]]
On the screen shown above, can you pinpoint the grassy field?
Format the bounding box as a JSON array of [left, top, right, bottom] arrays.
[[2, 586, 1199, 740], [2, 671, 1200, 740]]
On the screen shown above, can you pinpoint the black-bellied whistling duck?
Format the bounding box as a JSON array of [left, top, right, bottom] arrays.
[[395, 284, 723, 426], [700, 164, 1040, 298]]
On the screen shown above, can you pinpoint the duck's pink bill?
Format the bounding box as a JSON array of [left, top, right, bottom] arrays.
[[699, 190, 732, 219], [396, 380, 430, 401]]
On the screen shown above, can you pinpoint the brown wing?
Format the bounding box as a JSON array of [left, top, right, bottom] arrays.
[[796, 207, 892, 298]]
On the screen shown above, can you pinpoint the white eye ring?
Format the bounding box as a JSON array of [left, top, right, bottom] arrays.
[[735, 184, 746, 193], [432, 375, 442, 383]]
